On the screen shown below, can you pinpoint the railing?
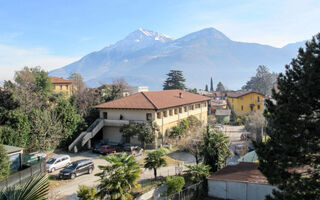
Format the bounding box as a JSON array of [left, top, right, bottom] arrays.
[[0, 160, 46, 190]]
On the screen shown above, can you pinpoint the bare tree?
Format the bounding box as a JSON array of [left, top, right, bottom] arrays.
[[245, 112, 266, 142]]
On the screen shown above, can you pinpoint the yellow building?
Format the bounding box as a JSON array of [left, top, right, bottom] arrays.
[[50, 77, 73, 96], [68, 90, 210, 151], [227, 91, 264, 116]]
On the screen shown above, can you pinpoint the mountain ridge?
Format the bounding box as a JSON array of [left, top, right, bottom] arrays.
[[50, 27, 306, 90]]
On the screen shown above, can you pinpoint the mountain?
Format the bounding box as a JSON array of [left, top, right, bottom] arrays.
[[50, 28, 306, 90]]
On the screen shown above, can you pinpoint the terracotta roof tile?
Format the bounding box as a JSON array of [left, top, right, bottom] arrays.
[[94, 90, 211, 110], [207, 162, 269, 184], [50, 77, 72, 84], [227, 90, 264, 98]]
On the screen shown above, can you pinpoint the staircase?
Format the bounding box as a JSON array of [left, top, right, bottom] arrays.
[[68, 118, 131, 153], [68, 119, 103, 153]]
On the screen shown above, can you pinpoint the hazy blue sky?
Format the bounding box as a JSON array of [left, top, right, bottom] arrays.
[[0, 0, 319, 81]]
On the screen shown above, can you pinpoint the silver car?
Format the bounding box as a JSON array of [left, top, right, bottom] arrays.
[[46, 155, 71, 173]]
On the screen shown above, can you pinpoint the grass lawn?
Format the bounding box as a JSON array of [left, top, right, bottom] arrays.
[[48, 175, 72, 190]]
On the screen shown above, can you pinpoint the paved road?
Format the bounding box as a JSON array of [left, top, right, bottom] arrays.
[[47, 151, 193, 200]]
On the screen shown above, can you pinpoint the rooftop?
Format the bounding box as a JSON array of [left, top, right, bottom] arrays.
[[4, 145, 23, 154], [95, 89, 211, 110], [227, 90, 264, 98], [215, 109, 231, 116], [50, 77, 73, 84], [207, 162, 269, 184]]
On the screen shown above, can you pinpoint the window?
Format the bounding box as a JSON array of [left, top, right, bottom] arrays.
[[66, 85, 69, 90], [258, 105, 260, 110], [203, 103, 207, 107], [257, 96, 260, 102], [174, 108, 178, 114], [163, 111, 167, 117], [195, 104, 200, 109], [241, 106, 244, 111], [54, 85, 56, 90], [146, 113, 152, 121], [179, 107, 183, 113], [184, 106, 188, 112], [103, 112, 108, 119], [60, 85, 62, 90], [240, 97, 243, 100], [157, 112, 161, 119], [169, 109, 173, 116], [189, 105, 194, 110]]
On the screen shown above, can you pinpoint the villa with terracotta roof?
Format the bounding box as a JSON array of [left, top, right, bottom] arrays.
[[69, 90, 210, 152], [50, 77, 73, 95]]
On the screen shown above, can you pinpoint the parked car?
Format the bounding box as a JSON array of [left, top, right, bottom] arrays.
[[59, 159, 94, 179], [234, 144, 248, 156], [46, 155, 71, 173], [23, 152, 47, 166], [124, 145, 143, 156], [97, 145, 116, 155], [214, 124, 224, 132]]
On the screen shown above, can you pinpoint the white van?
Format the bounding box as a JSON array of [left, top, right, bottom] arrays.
[[46, 155, 71, 173]]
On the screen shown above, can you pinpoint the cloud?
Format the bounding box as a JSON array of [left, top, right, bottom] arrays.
[[0, 44, 79, 82]]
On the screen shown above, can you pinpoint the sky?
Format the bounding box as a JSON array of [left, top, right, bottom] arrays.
[[0, 0, 319, 82]]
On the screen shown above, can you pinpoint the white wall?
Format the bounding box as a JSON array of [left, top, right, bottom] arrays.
[[99, 109, 155, 121], [208, 180, 276, 200]]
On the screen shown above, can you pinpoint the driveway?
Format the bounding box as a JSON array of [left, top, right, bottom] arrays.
[[47, 151, 187, 200]]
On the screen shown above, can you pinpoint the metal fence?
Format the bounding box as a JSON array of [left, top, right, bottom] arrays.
[[0, 160, 46, 190], [165, 181, 205, 200]]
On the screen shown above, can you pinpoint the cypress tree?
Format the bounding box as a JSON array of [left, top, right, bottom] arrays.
[[210, 77, 213, 91], [205, 84, 208, 92], [255, 34, 320, 199], [163, 70, 186, 90]]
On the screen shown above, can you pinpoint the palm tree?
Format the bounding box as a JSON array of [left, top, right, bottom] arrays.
[[201, 126, 232, 172], [95, 153, 140, 200], [0, 174, 49, 200], [185, 163, 211, 183], [144, 149, 167, 180]]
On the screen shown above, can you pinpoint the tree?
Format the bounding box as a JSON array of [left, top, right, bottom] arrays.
[[245, 112, 265, 142], [77, 185, 98, 200], [0, 109, 31, 148], [0, 144, 9, 180], [202, 126, 231, 172], [0, 174, 49, 200], [210, 77, 213, 91], [255, 34, 320, 199], [0, 82, 19, 125], [144, 149, 167, 179], [29, 109, 63, 151], [178, 129, 203, 164], [242, 65, 278, 96], [205, 84, 208, 92], [185, 163, 211, 183], [163, 70, 186, 90], [216, 82, 225, 92], [166, 176, 185, 195], [96, 153, 140, 200], [186, 115, 201, 130], [55, 97, 83, 146], [169, 126, 184, 139]]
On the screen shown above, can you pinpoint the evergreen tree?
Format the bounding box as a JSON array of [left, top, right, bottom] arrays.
[[255, 34, 320, 199], [163, 70, 186, 90], [210, 77, 213, 91], [0, 144, 9, 180], [205, 84, 208, 92], [216, 82, 225, 92]]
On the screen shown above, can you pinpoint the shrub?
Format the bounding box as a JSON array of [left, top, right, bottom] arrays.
[[0, 144, 9, 180], [166, 176, 185, 195], [77, 185, 98, 200], [185, 164, 211, 183]]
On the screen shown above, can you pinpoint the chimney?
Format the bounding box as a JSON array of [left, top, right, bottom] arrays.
[[179, 92, 183, 98]]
